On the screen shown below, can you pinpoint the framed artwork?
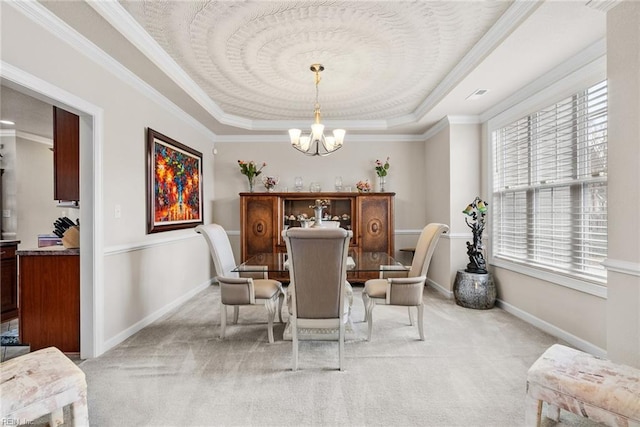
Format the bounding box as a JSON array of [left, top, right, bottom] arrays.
[[146, 128, 203, 233]]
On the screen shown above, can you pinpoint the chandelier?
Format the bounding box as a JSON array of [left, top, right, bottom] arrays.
[[288, 64, 345, 156]]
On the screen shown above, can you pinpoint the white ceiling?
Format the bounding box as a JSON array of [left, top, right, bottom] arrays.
[[1, 1, 608, 139]]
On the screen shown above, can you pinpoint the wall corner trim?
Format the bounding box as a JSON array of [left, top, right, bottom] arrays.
[[602, 258, 640, 277]]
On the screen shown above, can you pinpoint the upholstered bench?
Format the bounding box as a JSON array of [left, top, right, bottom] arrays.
[[526, 344, 640, 426], [0, 347, 89, 426]]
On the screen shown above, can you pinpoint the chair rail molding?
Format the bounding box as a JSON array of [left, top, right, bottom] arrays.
[[104, 232, 201, 256], [602, 258, 640, 278]]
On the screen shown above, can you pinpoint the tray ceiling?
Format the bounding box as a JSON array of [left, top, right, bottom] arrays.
[[2, 1, 609, 138], [117, 1, 512, 123]]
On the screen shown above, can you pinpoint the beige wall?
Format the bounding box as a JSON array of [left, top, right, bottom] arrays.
[[424, 125, 451, 292], [213, 138, 428, 260], [423, 121, 482, 294], [606, 2, 640, 367]]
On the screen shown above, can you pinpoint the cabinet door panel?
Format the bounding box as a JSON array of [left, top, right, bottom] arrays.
[[1, 245, 18, 321], [359, 196, 392, 253], [53, 106, 80, 201], [19, 254, 80, 352], [242, 196, 277, 260]]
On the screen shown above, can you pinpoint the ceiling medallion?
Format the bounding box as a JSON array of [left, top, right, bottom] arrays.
[[288, 64, 345, 156]]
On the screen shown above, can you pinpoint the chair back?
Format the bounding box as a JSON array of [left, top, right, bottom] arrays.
[[408, 223, 449, 278], [283, 228, 352, 319], [195, 224, 239, 279]]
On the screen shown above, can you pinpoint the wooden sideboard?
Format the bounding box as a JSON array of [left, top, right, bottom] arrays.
[[18, 247, 80, 353], [240, 191, 395, 265]]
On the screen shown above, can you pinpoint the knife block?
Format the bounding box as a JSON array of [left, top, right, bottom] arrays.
[[62, 226, 80, 249]]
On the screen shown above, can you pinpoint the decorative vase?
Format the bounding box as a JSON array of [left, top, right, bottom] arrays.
[[377, 176, 386, 192], [247, 176, 256, 192], [453, 270, 496, 309]]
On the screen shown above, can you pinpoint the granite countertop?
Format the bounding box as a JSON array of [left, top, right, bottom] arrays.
[[17, 246, 80, 256]]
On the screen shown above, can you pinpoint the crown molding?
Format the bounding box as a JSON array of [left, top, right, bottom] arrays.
[[585, 0, 621, 12], [214, 133, 426, 144], [6, 0, 217, 142], [413, 0, 543, 120], [481, 38, 606, 124], [447, 115, 481, 125], [0, 129, 53, 146], [422, 116, 450, 141], [250, 118, 392, 132], [88, 1, 253, 130]]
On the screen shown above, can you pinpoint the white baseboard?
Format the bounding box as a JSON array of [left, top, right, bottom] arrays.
[[496, 298, 607, 358], [102, 279, 214, 353], [427, 278, 453, 299]]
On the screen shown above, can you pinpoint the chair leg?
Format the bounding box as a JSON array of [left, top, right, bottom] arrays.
[[366, 299, 375, 341], [233, 306, 239, 324], [278, 291, 284, 324], [408, 306, 414, 326], [292, 319, 298, 371], [345, 281, 353, 319], [265, 298, 276, 344], [362, 292, 369, 322], [417, 304, 425, 341], [339, 317, 345, 371], [220, 303, 227, 339]]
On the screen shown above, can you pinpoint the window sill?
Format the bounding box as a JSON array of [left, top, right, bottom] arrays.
[[490, 258, 607, 299]]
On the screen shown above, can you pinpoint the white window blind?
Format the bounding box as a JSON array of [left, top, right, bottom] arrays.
[[492, 81, 607, 282]]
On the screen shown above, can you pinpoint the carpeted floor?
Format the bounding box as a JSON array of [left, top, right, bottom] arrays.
[[30, 284, 604, 426]]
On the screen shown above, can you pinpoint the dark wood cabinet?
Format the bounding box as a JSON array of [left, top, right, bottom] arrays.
[[53, 106, 80, 202], [240, 192, 395, 266], [1, 241, 20, 322], [18, 249, 80, 353]]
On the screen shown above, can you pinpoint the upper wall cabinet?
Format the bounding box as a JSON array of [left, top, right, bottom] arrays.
[[53, 106, 80, 202]]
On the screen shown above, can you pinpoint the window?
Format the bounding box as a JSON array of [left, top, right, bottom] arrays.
[[492, 81, 607, 283]]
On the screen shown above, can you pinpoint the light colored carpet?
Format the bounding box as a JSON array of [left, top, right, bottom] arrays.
[[39, 285, 606, 426]]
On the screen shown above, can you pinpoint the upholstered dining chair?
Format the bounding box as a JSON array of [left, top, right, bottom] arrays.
[[195, 224, 284, 343], [362, 223, 449, 341], [282, 227, 353, 371]]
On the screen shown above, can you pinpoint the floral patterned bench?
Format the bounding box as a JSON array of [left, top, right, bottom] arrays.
[[526, 344, 640, 426], [1, 347, 89, 426]]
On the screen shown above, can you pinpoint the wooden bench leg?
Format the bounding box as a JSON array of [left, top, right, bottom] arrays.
[[525, 394, 542, 427], [49, 408, 64, 426], [71, 392, 90, 427], [547, 404, 560, 421]]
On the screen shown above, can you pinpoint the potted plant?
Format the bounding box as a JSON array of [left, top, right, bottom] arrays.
[[237, 160, 266, 192], [374, 157, 390, 191]]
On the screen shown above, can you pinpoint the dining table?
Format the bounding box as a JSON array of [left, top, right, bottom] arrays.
[[233, 249, 406, 282], [233, 249, 408, 340]]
